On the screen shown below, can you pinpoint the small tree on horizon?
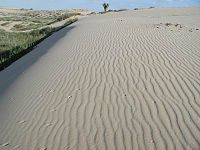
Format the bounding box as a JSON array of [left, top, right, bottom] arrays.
[[102, 3, 109, 12]]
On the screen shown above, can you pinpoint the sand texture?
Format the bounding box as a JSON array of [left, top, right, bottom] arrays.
[[0, 7, 200, 150]]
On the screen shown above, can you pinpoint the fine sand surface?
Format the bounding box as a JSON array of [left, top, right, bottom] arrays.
[[0, 7, 200, 150]]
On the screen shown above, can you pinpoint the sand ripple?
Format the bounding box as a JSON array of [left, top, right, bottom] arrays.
[[0, 7, 200, 150]]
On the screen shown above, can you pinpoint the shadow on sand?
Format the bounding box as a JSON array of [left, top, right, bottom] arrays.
[[0, 25, 75, 98]]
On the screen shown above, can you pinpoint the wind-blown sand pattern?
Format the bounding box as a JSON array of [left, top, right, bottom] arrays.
[[0, 7, 200, 150]]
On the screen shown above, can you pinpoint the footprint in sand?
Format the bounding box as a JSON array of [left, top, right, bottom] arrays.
[[45, 123, 52, 127], [150, 140, 155, 144], [1, 143, 9, 147], [18, 120, 27, 124], [49, 89, 55, 93], [13, 145, 20, 149], [50, 109, 56, 112]]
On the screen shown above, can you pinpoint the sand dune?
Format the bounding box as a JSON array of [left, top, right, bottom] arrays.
[[0, 7, 200, 150]]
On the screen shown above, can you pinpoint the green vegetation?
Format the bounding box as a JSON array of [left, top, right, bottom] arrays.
[[0, 28, 50, 52], [1, 22, 10, 26], [0, 18, 77, 52], [102, 3, 109, 12], [0, 18, 77, 70], [12, 23, 44, 31], [55, 13, 81, 22], [0, 12, 80, 31], [0, 8, 80, 70]]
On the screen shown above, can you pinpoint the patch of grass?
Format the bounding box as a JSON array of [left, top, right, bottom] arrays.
[[0, 9, 81, 70], [1, 12, 79, 32], [0, 18, 77, 70], [0, 22, 75, 52], [12, 24, 25, 31], [0, 28, 49, 52], [12, 23, 44, 31], [55, 13, 80, 22], [1, 22, 10, 26], [0, 17, 23, 22]]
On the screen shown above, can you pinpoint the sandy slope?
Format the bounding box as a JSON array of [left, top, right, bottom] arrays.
[[0, 7, 200, 150]]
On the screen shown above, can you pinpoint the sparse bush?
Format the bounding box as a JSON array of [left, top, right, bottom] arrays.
[[56, 13, 80, 22], [1, 22, 10, 26], [12, 24, 25, 31], [12, 23, 45, 31]]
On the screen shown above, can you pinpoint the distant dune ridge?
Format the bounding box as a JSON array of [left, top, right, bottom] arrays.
[[0, 7, 200, 150]]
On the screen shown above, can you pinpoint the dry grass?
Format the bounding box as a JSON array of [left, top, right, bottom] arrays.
[[0, 9, 80, 31]]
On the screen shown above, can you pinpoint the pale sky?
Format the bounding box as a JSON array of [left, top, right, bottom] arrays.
[[1, 0, 200, 11]]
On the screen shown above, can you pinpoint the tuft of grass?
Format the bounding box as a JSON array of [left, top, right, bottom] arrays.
[[55, 13, 80, 22], [12, 23, 45, 31], [1, 22, 10, 26], [12, 24, 25, 31]]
